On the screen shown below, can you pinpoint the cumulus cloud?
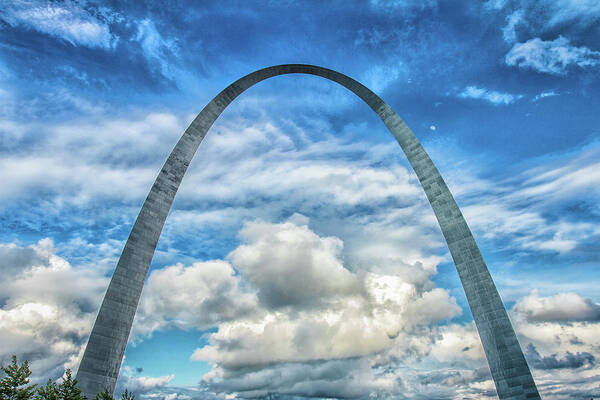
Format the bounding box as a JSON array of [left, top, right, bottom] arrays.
[[501, 289, 600, 398], [228, 218, 359, 310], [0, 0, 119, 49], [513, 290, 600, 322], [458, 86, 521, 105], [116, 369, 175, 395], [2, 185, 598, 399], [0, 239, 107, 382], [134, 259, 257, 337], [196, 323, 495, 399], [190, 217, 461, 397], [1, 103, 599, 398], [0, 214, 460, 399], [505, 36, 600, 75]]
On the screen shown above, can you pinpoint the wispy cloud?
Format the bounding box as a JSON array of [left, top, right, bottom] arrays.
[[0, 1, 119, 49], [533, 90, 559, 101], [506, 36, 600, 75], [502, 10, 523, 43], [369, 0, 437, 10], [361, 60, 408, 93], [458, 85, 521, 105], [133, 18, 181, 81], [489, 0, 600, 29], [542, 0, 600, 28], [458, 142, 600, 254]]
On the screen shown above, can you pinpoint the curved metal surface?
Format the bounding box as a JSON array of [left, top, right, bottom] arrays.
[[76, 64, 540, 399]]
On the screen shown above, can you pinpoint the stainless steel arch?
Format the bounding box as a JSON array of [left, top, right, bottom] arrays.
[[76, 64, 540, 400]]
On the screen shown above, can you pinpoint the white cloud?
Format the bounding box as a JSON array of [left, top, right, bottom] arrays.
[[490, 0, 600, 29], [514, 290, 600, 322], [533, 90, 559, 101], [369, 0, 437, 10], [484, 0, 508, 10], [517, 147, 600, 205], [455, 142, 600, 255], [2, 103, 599, 398], [492, 1, 600, 78], [458, 86, 521, 105], [228, 218, 359, 310], [116, 371, 175, 395], [506, 36, 600, 75], [191, 217, 461, 397], [508, 291, 600, 398], [2, 167, 598, 399], [361, 60, 409, 93], [0, 239, 107, 382], [543, 0, 600, 28], [133, 260, 257, 337], [134, 19, 181, 80], [0, 112, 183, 205], [0, 110, 447, 302], [502, 10, 524, 43], [0, 1, 118, 49], [461, 202, 598, 254]]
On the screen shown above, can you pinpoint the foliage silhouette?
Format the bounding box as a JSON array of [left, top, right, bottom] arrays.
[[1, 357, 134, 400], [0, 356, 37, 400]]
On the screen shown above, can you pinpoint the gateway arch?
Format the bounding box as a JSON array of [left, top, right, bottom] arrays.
[[76, 65, 540, 400]]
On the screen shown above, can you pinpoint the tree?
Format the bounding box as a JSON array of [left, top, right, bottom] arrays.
[[92, 388, 135, 400], [36, 380, 58, 400], [93, 388, 113, 400], [2, 356, 134, 400], [56, 370, 83, 400], [0, 355, 37, 400], [120, 389, 134, 400], [37, 369, 83, 400]]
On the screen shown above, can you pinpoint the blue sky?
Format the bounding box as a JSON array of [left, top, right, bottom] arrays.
[[0, 0, 599, 399]]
